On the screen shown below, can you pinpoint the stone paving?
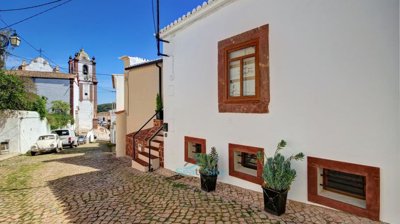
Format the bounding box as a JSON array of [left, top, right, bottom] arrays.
[[0, 143, 380, 223]]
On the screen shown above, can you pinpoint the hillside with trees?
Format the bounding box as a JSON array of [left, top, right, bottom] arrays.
[[97, 103, 113, 112]]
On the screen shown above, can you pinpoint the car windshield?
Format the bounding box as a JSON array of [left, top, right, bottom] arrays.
[[53, 130, 69, 136], [39, 135, 55, 140]]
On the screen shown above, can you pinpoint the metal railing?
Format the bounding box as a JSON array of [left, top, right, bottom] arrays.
[[147, 125, 164, 172], [131, 109, 162, 160]]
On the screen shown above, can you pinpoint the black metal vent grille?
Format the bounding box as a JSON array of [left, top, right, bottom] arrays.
[[321, 169, 366, 199]]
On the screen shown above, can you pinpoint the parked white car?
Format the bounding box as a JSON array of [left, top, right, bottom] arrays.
[[52, 129, 78, 148], [31, 134, 63, 156]]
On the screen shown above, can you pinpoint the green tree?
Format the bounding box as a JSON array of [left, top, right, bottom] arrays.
[[50, 100, 70, 114], [0, 70, 31, 110], [97, 103, 113, 112], [46, 101, 74, 129], [30, 95, 47, 119], [0, 70, 47, 120]]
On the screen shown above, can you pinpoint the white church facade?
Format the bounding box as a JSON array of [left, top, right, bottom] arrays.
[[68, 49, 98, 134], [13, 49, 98, 135]]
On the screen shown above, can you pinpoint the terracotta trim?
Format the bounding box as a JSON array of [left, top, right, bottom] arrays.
[[115, 110, 125, 114], [69, 79, 74, 115], [307, 157, 380, 221], [184, 136, 206, 164], [228, 143, 264, 185], [93, 83, 97, 117], [218, 24, 269, 113]]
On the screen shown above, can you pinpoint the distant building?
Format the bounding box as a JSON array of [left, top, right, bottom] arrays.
[[13, 57, 74, 111], [68, 49, 98, 134], [97, 111, 111, 128], [11, 49, 98, 134]]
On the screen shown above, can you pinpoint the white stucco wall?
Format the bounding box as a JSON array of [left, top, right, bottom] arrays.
[[24, 57, 53, 72], [0, 111, 50, 154], [113, 75, 125, 111], [162, 0, 399, 222], [77, 100, 94, 133]]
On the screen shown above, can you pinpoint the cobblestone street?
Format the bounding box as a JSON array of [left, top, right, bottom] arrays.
[[0, 143, 379, 224]]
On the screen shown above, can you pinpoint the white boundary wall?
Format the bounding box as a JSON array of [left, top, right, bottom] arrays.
[[0, 111, 51, 154]]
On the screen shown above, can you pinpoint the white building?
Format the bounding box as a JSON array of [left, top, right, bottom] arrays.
[[159, 0, 399, 222], [12, 49, 98, 135], [68, 49, 98, 134], [112, 73, 125, 156]]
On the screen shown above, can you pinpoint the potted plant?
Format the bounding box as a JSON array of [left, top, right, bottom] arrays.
[[258, 140, 304, 216], [155, 93, 163, 120], [196, 147, 219, 192]]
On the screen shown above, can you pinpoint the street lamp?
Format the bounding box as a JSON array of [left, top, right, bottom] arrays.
[[9, 32, 21, 47], [0, 29, 21, 69]]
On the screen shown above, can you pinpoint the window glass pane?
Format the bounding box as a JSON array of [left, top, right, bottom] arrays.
[[233, 150, 257, 177], [229, 46, 255, 59], [243, 57, 256, 96], [229, 61, 240, 97]]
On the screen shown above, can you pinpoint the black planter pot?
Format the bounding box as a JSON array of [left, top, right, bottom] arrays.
[[262, 187, 288, 216], [155, 110, 163, 120], [200, 173, 217, 192]]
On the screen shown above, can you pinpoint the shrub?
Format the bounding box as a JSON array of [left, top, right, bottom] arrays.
[[155, 93, 162, 111], [196, 147, 219, 176], [258, 140, 304, 191]]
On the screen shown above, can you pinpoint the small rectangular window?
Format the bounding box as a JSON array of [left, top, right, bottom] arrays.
[[229, 143, 263, 184], [184, 136, 206, 164]]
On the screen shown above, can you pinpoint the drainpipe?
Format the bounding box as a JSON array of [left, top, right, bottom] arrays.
[[156, 62, 162, 102], [156, 0, 169, 58]]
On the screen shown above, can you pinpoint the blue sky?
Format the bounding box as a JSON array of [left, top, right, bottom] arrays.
[[1, 0, 205, 104]]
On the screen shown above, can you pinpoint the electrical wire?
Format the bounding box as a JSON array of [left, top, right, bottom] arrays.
[[0, 0, 63, 12], [0, 16, 67, 72], [151, 0, 157, 34], [1, 17, 116, 77], [0, 0, 72, 30]]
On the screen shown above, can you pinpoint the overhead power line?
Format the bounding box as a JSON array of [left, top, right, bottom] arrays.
[[0, 0, 63, 12], [1, 16, 115, 77], [0, 16, 67, 72], [0, 0, 72, 30]]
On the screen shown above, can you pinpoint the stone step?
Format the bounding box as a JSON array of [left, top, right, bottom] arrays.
[[138, 151, 159, 167], [143, 146, 160, 157], [151, 135, 164, 142], [132, 158, 149, 172], [131, 157, 159, 172]]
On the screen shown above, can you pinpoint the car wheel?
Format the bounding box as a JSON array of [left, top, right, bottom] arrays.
[[70, 143, 74, 148], [55, 147, 60, 153], [31, 151, 36, 156]]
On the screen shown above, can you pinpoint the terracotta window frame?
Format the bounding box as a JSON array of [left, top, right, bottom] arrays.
[[218, 24, 269, 113], [229, 143, 264, 184], [308, 157, 380, 221], [184, 136, 206, 164]]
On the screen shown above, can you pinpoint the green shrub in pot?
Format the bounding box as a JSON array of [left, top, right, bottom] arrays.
[[196, 147, 219, 192], [258, 140, 304, 215]]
